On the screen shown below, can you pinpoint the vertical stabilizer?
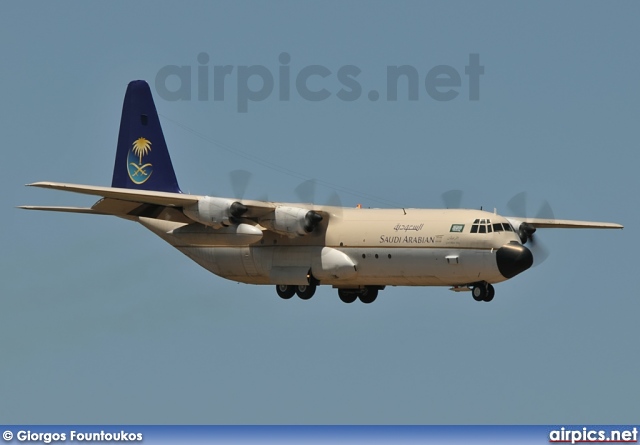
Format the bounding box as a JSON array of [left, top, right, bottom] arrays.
[[111, 80, 181, 193]]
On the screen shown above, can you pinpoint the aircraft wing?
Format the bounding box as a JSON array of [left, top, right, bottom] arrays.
[[21, 181, 278, 221], [18, 205, 110, 214], [507, 217, 623, 229], [24, 181, 203, 207]]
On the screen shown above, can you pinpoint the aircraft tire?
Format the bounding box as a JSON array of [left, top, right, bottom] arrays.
[[472, 284, 486, 302], [276, 284, 296, 299], [358, 287, 378, 304], [484, 284, 495, 302], [296, 284, 316, 300], [338, 289, 357, 304]]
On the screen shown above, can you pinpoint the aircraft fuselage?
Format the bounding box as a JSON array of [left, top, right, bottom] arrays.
[[138, 207, 525, 288]]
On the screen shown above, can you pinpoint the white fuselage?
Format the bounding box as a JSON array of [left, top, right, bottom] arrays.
[[138, 207, 523, 288]]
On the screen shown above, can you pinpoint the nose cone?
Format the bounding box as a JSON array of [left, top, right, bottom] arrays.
[[496, 243, 533, 279]]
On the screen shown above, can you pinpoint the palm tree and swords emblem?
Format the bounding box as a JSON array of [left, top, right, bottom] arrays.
[[127, 137, 153, 184]]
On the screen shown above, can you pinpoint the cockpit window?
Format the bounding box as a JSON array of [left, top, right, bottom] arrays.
[[472, 219, 514, 234], [471, 219, 492, 234]]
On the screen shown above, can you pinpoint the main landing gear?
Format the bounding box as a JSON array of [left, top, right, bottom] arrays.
[[275, 284, 316, 300], [338, 287, 379, 304], [471, 281, 495, 302], [275, 284, 381, 304]]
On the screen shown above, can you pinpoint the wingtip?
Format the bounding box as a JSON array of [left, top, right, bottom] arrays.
[[25, 181, 60, 189]]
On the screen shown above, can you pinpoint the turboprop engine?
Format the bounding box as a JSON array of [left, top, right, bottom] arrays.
[[183, 196, 248, 228], [260, 206, 323, 237], [507, 218, 537, 245]]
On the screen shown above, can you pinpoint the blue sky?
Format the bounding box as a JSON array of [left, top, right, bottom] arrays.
[[1, 1, 638, 423]]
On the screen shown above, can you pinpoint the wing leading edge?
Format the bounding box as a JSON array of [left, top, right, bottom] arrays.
[[506, 216, 623, 230], [24, 181, 202, 207], [20, 181, 278, 221]]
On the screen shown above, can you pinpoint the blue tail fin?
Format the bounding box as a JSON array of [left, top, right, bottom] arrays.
[[111, 80, 181, 193]]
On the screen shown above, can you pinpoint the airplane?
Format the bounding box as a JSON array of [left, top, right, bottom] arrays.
[[20, 80, 623, 304]]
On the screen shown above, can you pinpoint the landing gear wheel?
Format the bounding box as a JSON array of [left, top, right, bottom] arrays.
[[296, 284, 316, 300], [276, 284, 295, 300], [472, 284, 487, 302], [338, 289, 357, 304], [484, 284, 495, 302], [358, 287, 379, 304]]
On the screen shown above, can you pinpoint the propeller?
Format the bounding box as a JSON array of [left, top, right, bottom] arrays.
[[303, 211, 323, 232], [227, 169, 253, 220], [441, 189, 463, 209], [325, 190, 344, 219], [294, 179, 317, 204], [326, 191, 343, 208], [229, 169, 252, 199], [506, 191, 553, 265], [295, 179, 345, 220]]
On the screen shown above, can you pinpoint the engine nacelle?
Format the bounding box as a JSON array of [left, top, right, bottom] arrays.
[[183, 196, 247, 228], [506, 218, 536, 244], [260, 206, 323, 237]]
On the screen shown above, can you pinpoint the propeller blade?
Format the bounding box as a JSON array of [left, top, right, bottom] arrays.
[[528, 235, 550, 266], [325, 191, 344, 219], [294, 179, 316, 204], [441, 189, 463, 209], [326, 191, 342, 208], [536, 200, 555, 220], [507, 191, 528, 217], [229, 169, 252, 199], [506, 192, 554, 265]]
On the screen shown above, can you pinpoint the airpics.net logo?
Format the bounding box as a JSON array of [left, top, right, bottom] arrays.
[[155, 52, 484, 112]]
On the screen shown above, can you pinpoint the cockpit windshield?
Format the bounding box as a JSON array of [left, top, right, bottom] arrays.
[[470, 219, 514, 234]]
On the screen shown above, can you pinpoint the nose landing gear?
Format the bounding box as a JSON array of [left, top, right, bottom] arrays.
[[471, 282, 495, 302]]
